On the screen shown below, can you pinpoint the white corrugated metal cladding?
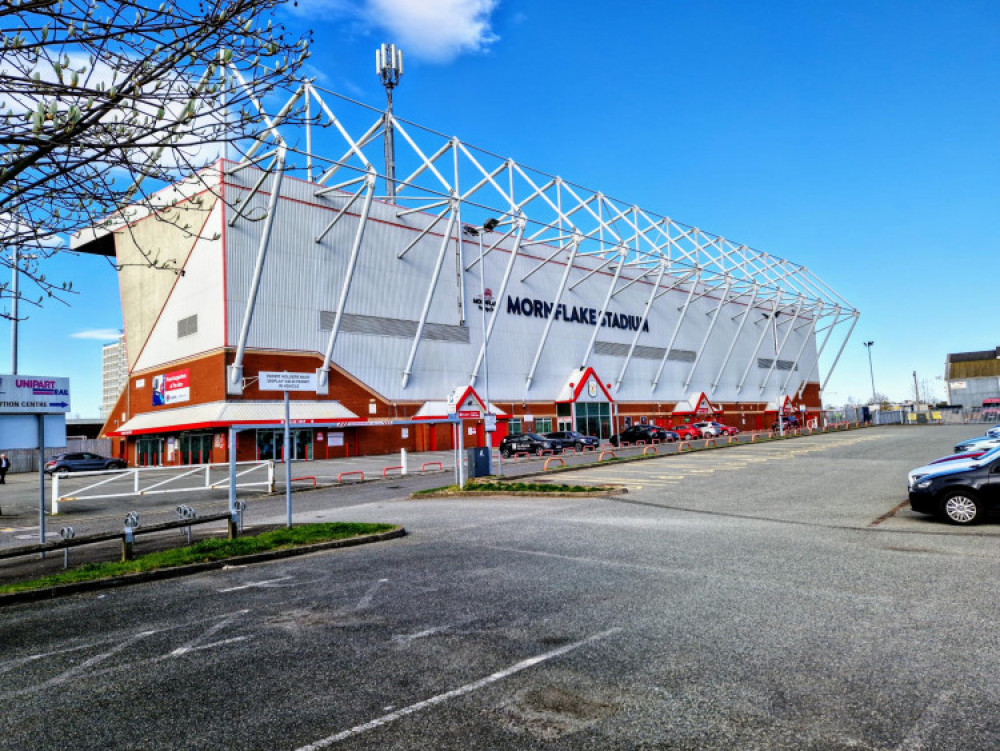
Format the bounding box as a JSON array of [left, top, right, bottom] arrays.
[[222, 164, 818, 406]]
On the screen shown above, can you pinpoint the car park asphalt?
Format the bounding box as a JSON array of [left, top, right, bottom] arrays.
[[6, 425, 1000, 749]]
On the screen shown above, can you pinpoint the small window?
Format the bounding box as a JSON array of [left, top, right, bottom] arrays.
[[178, 314, 198, 338], [535, 418, 553, 433]]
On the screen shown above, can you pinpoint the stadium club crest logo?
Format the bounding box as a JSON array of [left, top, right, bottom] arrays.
[[473, 287, 496, 312]]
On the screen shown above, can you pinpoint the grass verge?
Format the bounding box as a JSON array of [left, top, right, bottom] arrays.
[[0, 522, 395, 594]]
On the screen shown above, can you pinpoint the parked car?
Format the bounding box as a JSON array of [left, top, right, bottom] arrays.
[[908, 447, 1000, 524], [499, 433, 557, 457], [710, 421, 740, 436], [544, 431, 600, 452], [693, 421, 722, 438], [771, 415, 800, 432], [987, 425, 1000, 438], [44, 452, 127, 474], [609, 425, 677, 447], [669, 424, 702, 440], [908, 445, 1000, 490], [954, 435, 1000, 454]]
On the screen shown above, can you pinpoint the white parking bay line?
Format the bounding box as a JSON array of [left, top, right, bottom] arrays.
[[218, 576, 293, 592], [296, 628, 622, 749]]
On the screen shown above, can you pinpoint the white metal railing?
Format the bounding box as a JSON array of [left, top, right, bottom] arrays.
[[52, 460, 275, 513]]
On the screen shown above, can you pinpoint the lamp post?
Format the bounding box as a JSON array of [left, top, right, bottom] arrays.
[[864, 340, 876, 403], [463, 217, 500, 473], [376, 43, 403, 203]]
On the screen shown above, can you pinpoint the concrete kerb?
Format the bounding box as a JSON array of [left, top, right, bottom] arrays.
[[0, 525, 407, 607]]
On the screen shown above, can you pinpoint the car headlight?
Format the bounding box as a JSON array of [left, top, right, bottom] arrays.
[[916, 479, 933, 490]]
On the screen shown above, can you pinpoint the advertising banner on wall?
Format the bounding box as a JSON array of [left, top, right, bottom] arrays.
[[153, 369, 190, 405]]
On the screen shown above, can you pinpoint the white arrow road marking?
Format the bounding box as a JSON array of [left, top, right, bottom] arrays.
[[296, 627, 622, 749], [354, 578, 388, 611]]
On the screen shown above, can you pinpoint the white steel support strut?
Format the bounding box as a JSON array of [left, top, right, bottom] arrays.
[[683, 277, 733, 391], [759, 296, 805, 395], [525, 233, 581, 391], [228, 144, 287, 395], [736, 294, 783, 394], [579, 248, 627, 367], [795, 307, 840, 400], [615, 261, 666, 391], [470, 216, 526, 386], [651, 273, 701, 391], [316, 167, 377, 393], [780, 314, 819, 395], [821, 311, 860, 393], [401, 196, 460, 389], [710, 283, 760, 394]]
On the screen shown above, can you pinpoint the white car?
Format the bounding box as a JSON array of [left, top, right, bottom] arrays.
[[954, 435, 1000, 453], [987, 425, 1000, 438], [908, 445, 1000, 491], [692, 421, 721, 438]]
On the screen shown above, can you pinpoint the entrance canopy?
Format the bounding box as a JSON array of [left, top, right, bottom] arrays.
[[557, 367, 614, 403], [414, 385, 506, 421], [765, 395, 796, 414], [108, 400, 360, 436], [671, 392, 720, 416]]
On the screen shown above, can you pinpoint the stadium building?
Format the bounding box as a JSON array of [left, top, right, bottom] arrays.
[[74, 81, 859, 466]]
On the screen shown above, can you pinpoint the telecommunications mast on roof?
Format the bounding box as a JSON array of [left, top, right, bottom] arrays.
[[376, 43, 403, 203]]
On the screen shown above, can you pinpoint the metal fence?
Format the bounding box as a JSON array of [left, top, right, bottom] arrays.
[[51, 460, 275, 513]]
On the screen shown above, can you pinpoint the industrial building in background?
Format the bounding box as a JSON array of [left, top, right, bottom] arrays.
[[74, 55, 859, 467], [945, 347, 1000, 418]]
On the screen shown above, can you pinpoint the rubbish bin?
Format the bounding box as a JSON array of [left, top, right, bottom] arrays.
[[466, 446, 492, 478]]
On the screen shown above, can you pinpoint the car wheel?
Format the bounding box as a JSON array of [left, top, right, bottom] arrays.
[[575, 442, 583, 451], [535, 447, 544, 456], [501, 448, 512, 458], [941, 491, 983, 525]]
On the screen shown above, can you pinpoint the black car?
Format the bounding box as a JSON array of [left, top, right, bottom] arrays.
[[908, 454, 1000, 524], [545, 431, 600, 452], [44, 452, 127, 474], [499, 432, 558, 457], [771, 415, 800, 432], [609, 425, 678, 447]]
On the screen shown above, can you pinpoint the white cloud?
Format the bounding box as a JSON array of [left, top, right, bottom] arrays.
[[294, 0, 500, 62], [367, 0, 499, 61], [71, 329, 123, 341]]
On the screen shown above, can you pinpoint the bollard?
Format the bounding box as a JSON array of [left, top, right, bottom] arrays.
[[59, 526, 75, 569], [232, 500, 248, 536], [122, 512, 139, 561], [176, 505, 196, 544]]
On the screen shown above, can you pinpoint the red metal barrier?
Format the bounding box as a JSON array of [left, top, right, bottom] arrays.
[[678, 441, 692, 452], [382, 466, 403, 478], [598, 450, 617, 462], [642, 446, 658, 456], [543, 457, 565, 471], [420, 461, 443, 473], [291, 476, 317, 486], [337, 471, 364, 483]]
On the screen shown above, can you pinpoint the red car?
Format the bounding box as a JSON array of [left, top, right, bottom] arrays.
[[669, 424, 702, 440], [709, 421, 740, 436]]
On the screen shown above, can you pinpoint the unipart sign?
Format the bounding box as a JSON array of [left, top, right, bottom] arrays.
[[0, 373, 71, 413]]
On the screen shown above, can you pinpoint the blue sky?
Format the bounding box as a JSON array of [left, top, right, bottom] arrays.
[[9, 0, 997, 416]]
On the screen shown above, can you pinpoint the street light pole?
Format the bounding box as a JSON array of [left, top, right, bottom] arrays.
[[11, 246, 19, 374], [464, 217, 500, 473], [864, 340, 876, 403]]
